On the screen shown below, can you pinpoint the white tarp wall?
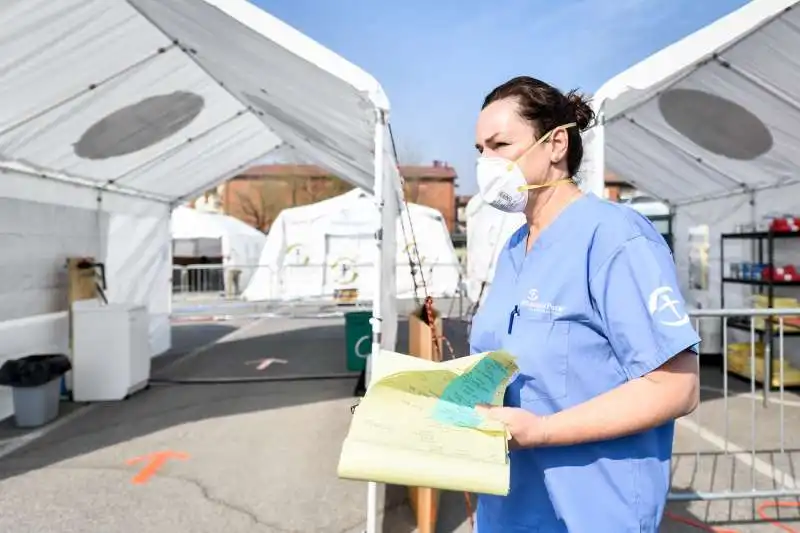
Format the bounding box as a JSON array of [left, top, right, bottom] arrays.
[[464, 195, 526, 305], [171, 205, 267, 291], [0, 179, 172, 419], [242, 189, 460, 301], [585, 0, 800, 358], [0, 0, 402, 423]]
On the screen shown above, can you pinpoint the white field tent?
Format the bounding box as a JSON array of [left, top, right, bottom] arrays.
[[464, 195, 525, 305], [170, 205, 267, 292], [242, 189, 462, 301], [0, 0, 403, 463], [583, 0, 800, 357]]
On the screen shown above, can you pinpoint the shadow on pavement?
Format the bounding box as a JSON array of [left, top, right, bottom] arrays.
[[0, 316, 479, 533], [3, 315, 795, 532], [0, 319, 361, 478]]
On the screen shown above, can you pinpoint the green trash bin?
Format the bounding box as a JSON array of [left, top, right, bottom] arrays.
[[345, 311, 373, 371]]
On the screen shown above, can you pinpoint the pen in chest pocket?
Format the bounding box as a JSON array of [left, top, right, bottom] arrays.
[[507, 305, 520, 334]]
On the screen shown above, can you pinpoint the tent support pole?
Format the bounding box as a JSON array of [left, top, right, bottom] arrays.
[[623, 117, 747, 191], [365, 107, 387, 533], [0, 162, 171, 204], [169, 144, 286, 207], [672, 177, 800, 207], [96, 191, 105, 272], [586, 108, 606, 197]]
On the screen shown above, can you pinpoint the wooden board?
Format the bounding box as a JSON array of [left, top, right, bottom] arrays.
[[406, 305, 443, 533], [67, 257, 98, 305], [65, 257, 100, 394]]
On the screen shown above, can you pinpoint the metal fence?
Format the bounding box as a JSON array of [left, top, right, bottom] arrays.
[[670, 307, 800, 503], [171, 262, 470, 319], [171, 272, 800, 504], [172, 263, 266, 299]]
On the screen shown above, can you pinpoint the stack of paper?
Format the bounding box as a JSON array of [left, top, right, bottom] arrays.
[[337, 350, 518, 496]]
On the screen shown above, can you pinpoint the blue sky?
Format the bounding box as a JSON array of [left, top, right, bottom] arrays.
[[251, 0, 752, 194]]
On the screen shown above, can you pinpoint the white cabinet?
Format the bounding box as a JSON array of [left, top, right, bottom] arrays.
[[71, 301, 151, 402]]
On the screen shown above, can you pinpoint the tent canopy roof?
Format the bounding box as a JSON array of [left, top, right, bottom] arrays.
[[593, 0, 800, 206], [0, 0, 390, 205], [171, 205, 266, 240]]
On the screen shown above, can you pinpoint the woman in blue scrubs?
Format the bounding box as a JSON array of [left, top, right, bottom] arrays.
[[470, 76, 701, 532]]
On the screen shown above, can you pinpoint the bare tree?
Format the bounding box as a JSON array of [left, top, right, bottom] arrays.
[[300, 175, 353, 204], [235, 179, 285, 233], [232, 169, 358, 232], [403, 179, 422, 204], [324, 176, 354, 197]]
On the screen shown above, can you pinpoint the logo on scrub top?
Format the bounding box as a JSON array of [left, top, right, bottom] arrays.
[[520, 287, 564, 316], [648, 286, 690, 327]]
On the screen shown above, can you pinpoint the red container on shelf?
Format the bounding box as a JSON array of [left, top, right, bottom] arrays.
[[762, 265, 799, 281], [769, 217, 800, 233]]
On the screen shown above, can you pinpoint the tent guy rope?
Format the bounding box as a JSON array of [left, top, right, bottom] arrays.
[[387, 124, 476, 530]]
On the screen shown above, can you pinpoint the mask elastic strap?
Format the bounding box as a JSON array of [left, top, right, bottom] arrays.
[[536, 122, 576, 145], [518, 178, 574, 192], [507, 122, 577, 171]]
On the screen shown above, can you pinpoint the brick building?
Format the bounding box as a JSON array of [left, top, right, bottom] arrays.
[[201, 161, 458, 233], [399, 160, 457, 232], [603, 174, 636, 202]]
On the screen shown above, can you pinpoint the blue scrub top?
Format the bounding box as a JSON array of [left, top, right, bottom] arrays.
[[470, 193, 700, 533]]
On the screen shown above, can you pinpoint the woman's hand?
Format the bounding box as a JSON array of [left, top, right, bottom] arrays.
[[478, 351, 699, 449], [475, 404, 548, 449]]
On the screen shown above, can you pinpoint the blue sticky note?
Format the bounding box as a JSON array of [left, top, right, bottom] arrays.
[[432, 357, 509, 427]]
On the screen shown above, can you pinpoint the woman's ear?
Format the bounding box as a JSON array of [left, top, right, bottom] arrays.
[[550, 127, 570, 164]]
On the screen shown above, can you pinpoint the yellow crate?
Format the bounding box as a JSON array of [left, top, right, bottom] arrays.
[[752, 295, 799, 308], [751, 295, 800, 332], [726, 341, 800, 387]]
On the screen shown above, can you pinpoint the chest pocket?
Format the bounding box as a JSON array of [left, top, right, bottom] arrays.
[[505, 309, 570, 403]]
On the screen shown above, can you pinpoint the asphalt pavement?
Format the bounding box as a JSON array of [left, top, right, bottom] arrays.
[[0, 316, 798, 532]]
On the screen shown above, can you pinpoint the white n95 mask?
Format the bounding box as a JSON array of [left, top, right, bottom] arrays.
[[476, 122, 576, 213]]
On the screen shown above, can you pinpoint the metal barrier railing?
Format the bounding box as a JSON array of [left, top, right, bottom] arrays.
[[670, 307, 800, 503], [172, 263, 273, 298], [171, 262, 470, 318]]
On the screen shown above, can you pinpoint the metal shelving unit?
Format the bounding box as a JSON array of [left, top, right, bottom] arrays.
[[720, 230, 800, 387]]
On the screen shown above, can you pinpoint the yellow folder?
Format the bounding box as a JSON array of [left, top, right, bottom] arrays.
[[337, 350, 518, 496]]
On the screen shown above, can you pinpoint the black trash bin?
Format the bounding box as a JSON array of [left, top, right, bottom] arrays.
[[0, 354, 72, 428]]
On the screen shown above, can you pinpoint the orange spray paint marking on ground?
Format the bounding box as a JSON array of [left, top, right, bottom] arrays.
[[126, 451, 189, 485]]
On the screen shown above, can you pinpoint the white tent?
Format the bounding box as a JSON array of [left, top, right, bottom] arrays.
[[0, 0, 403, 465], [584, 0, 800, 354], [622, 195, 670, 218], [464, 195, 525, 305], [242, 189, 462, 301], [170, 206, 267, 292]]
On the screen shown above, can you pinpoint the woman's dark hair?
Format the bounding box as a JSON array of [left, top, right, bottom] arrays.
[[482, 76, 595, 177]]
